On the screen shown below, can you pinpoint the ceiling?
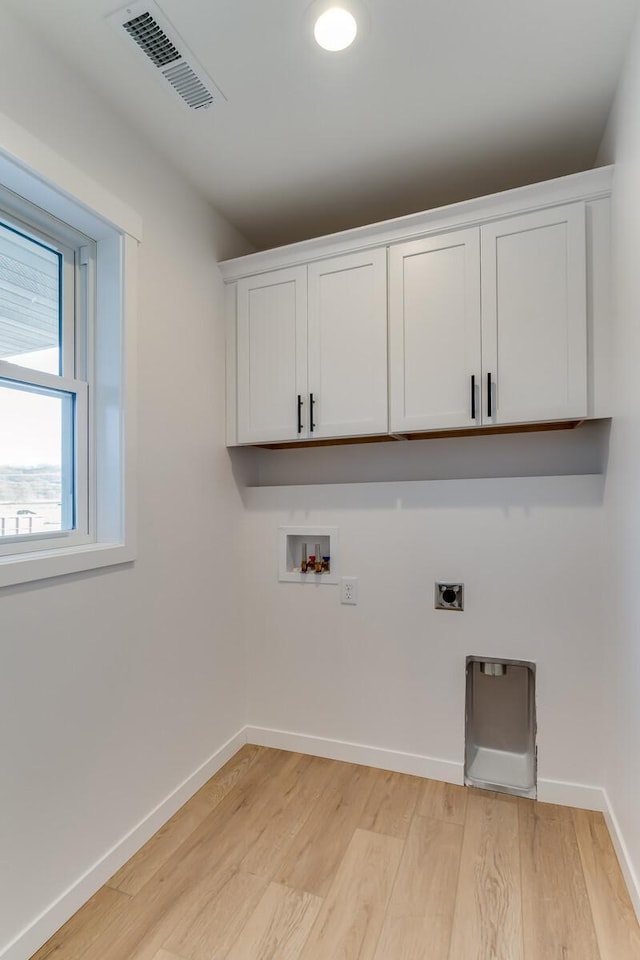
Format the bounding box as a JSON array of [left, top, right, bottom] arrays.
[[6, 0, 639, 250]]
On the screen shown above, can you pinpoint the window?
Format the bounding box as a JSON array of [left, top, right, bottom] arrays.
[[0, 117, 140, 588], [0, 197, 93, 555]]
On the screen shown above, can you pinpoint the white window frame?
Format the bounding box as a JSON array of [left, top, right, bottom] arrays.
[[0, 112, 140, 588], [0, 371, 89, 552], [0, 200, 93, 556]]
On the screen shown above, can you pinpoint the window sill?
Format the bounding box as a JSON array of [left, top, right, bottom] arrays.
[[0, 541, 135, 589]]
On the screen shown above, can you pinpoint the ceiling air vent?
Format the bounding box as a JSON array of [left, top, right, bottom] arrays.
[[107, 0, 225, 111]]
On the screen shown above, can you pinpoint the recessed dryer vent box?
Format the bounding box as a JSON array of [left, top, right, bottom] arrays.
[[465, 656, 537, 799], [278, 526, 338, 584]]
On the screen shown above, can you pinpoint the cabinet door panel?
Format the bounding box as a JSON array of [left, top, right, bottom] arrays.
[[389, 229, 481, 431], [481, 203, 587, 424], [307, 249, 387, 438], [237, 267, 307, 443]]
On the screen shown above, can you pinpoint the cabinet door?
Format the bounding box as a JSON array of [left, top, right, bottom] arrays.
[[389, 229, 481, 432], [481, 203, 587, 425], [236, 267, 307, 443], [307, 248, 387, 439]]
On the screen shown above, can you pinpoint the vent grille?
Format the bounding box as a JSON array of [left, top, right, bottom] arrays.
[[163, 61, 214, 110], [108, 1, 224, 111], [123, 12, 180, 68]]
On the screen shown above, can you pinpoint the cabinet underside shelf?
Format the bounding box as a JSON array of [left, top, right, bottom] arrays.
[[252, 419, 586, 450]]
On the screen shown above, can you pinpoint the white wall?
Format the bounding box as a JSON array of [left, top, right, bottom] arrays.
[[0, 8, 251, 958], [601, 7, 640, 903], [244, 474, 606, 795]]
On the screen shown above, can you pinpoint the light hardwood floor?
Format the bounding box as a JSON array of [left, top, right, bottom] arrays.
[[30, 746, 640, 960]]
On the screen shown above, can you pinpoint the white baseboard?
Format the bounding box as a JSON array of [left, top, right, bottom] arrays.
[[603, 790, 640, 924], [0, 727, 247, 960], [537, 777, 607, 811], [245, 725, 464, 784]]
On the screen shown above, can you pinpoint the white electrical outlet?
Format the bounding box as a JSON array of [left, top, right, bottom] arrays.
[[340, 577, 358, 605]]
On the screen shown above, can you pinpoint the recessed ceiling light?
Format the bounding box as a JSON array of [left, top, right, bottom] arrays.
[[314, 7, 358, 51]]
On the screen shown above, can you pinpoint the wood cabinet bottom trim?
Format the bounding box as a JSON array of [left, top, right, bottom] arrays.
[[250, 419, 586, 449]]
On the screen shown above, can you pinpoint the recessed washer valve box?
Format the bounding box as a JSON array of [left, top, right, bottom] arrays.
[[435, 582, 464, 611]]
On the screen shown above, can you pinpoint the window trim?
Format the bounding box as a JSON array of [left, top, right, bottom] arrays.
[[0, 112, 139, 588]]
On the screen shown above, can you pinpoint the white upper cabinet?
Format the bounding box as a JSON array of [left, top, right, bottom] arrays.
[[308, 249, 387, 439], [389, 229, 481, 432], [237, 266, 307, 443], [481, 203, 587, 425], [224, 169, 611, 446], [235, 251, 387, 444], [389, 204, 588, 432]]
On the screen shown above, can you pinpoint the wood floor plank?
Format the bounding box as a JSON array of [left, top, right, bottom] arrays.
[[275, 761, 377, 897], [29, 886, 131, 960], [163, 869, 266, 960], [196, 744, 264, 808], [84, 749, 300, 960], [359, 768, 421, 839], [417, 778, 468, 825], [299, 828, 403, 960], [240, 755, 332, 879], [449, 792, 524, 960], [225, 882, 322, 960], [519, 799, 600, 959], [162, 754, 328, 960], [107, 791, 215, 898], [467, 786, 520, 805], [573, 808, 640, 960], [373, 815, 463, 960], [151, 952, 188, 960], [108, 745, 263, 896]]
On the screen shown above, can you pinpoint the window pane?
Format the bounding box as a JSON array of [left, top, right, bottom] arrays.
[[0, 220, 61, 375], [0, 380, 74, 537]]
